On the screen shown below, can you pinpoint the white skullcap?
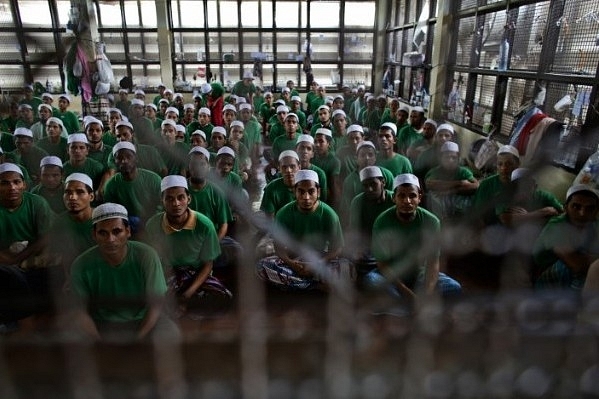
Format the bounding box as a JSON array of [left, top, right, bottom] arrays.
[[92, 203, 128, 225], [294, 169, 319, 185], [160, 119, 177, 129], [276, 105, 289, 114], [14, 127, 33, 138], [38, 104, 53, 113], [281, 87, 290, 93], [274, 99, 286, 106], [497, 145, 520, 159], [285, 113, 298, 121], [325, 96, 334, 103], [236, 97, 247, 104], [380, 122, 397, 136], [130, 99, 144, 107], [173, 93, 183, 99], [157, 82, 166, 88], [332, 109, 346, 119], [424, 119, 438, 129], [184, 103, 195, 110], [334, 95, 344, 101], [264, 91, 273, 97], [212, 126, 227, 137], [109, 108, 123, 115], [291, 96, 302, 102], [223, 104, 236, 113], [201, 83, 212, 94], [239, 103, 252, 111], [134, 89, 145, 96], [198, 107, 211, 116], [393, 173, 420, 190], [164, 89, 173, 95], [161, 175, 188, 192], [436, 123, 455, 135], [440, 141, 459, 153], [115, 120, 134, 130], [356, 141, 376, 153], [230, 120, 244, 129], [347, 124, 364, 135], [243, 71, 254, 80], [315, 128, 332, 138], [296, 134, 314, 145], [165, 106, 179, 116], [40, 156, 63, 168], [278, 150, 300, 162], [112, 141, 136, 155], [412, 106, 425, 113], [175, 124, 186, 133], [67, 133, 88, 144], [358, 84, 366, 90], [511, 168, 532, 182], [159, 98, 169, 104], [145, 103, 157, 111], [65, 173, 93, 190], [189, 146, 210, 160], [0, 163, 23, 177], [317, 105, 330, 111], [567, 184, 599, 202], [118, 88, 128, 93], [216, 146, 236, 158], [41, 93, 53, 100], [46, 117, 65, 130], [359, 166, 383, 182], [190, 130, 206, 140], [58, 94, 71, 102], [399, 104, 410, 113]]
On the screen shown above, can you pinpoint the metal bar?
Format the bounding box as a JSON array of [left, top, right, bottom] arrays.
[[9, 0, 32, 84], [119, 0, 132, 79], [137, 0, 147, 77], [48, 0, 65, 91]]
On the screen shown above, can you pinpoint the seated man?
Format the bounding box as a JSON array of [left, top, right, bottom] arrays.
[[257, 170, 352, 291], [364, 173, 461, 301], [534, 184, 599, 290], [30, 155, 66, 214], [145, 176, 232, 318], [70, 203, 178, 341]]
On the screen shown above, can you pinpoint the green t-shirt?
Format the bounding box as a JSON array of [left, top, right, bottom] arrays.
[[6, 146, 49, 181], [241, 118, 262, 155], [158, 141, 189, 175], [63, 158, 106, 190], [30, 184, 67, 214], [188, 181, 233, 230], [260, 177, 295, 215], [36, 137, 68, 162], [70, 241, 167, 323], [308, 164, 328, 203], [341, 167, 394, 211], [495, 189, 563, 216], [131, 116, 160, 146], [349, 190, 395, 239], [49, 211, 95, 268], [425, 165, 475, 183], [397, 124, 422, 154], [55, 110, 80, 134], [107, 144, 167, 177], [472, 174, 509, 225], [88, 144, 113, 168], [145, 211, 221, 269], [268, 120, 286, 144], [260, 103, 276, 124], [1, 131, 16, 152], [376, 153, 413, 177], [372, 206, 440, 286], [275, 200, 344, 254], [103, 168, 162, 221], [0, 192, 54, 251], [231, 81, 256, 101], [272, 133, 299, 161]]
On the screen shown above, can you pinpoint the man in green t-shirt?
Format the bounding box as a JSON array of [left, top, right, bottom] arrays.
[[70, 202, 178, 341]]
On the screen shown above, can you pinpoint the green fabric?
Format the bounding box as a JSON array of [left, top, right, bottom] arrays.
[[158, 141, 189, 175], [349, 189, 395, 239], [131, 116, 159, 146], [188, 181, 233, 230], [341, 167, 394, 211], [36, 137, 68, 162], [308, 164, 328, 203], [268, 120, 286, 144], [376, 153, 413, 176], [1, 131, 16, 152], [186, 122, 214, 143], [260, 177, 295, 215], [425, 165, 475, 183], [272, 133, 299, 161], [55, 110, 80, 134], [413, 146, 439, 180], [0, 192, 54, 251], [241, 118, 262, 155], [260, 103, 276, 124], [231, 81, 256, 101], [145, 211, 221, 269], [88, 144, 112, 168], [107, 144, 167, 176], [103, 168, 162, 221], [397, 124, 422, 154], [6, 146, 48, 180], [472, 174, 509, 225], [495, 189, 563, 216], [70, 241, 167, 323], [49, 211, 95, 267], [63, 158, 106, 190], [275, 200, 344, 253], [30, 184, 66, 214]]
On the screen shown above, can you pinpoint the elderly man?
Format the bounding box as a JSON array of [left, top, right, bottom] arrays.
[[70, 202, 177, 341]]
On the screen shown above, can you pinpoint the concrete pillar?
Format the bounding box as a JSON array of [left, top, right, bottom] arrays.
[[372, 0, 391, 93], [427, 1, 453, 120], [155, 0, 174, 87]]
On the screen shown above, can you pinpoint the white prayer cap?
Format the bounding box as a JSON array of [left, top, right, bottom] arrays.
[[201, 83, 212, 94], [190, 130, 206, 140], [216, 146, 236, 158], [314, 128, 332, 138], [189, 146, 210, 160], [14, 127, 33, 138], [68, 133, 88, 144], [393, 173, 420, 190], [239, 103, 252, 111], [145, 103, 157, 111], [497, 145, 520, 159], [317, 105, 330, 111], [230, 120, 244, 129], [134, 89, 145, 96], [164, 89, 173, 95], [285, 113, 298, 121], [46, 117, 65, 130], [58, 94, 71, 102], [115, 120, 134, 130], [347, 124, 364, 135], [159, 99, 169, 105], [296, 134, 314, 145], [359, 166, 383, 182], [38, 104, 53, 113], [380, 122, 397, 136], [130, 99, 144, 107], [161, 175, 188, 192], [274, 99, 286, 106], [399, 104, 410, 113], [160, 119, 176, 129], [294, 169, 319, 185], [65, 173, 93, 190], [40, 156, 63, 168], [291, 96, 302, 102], [41, 93, 53, 100], [424, 119, 438, 129], [175, 124, 186, 133], [157, 83, 166, 88], [264, 91, 273, 97], [184, 103, 195, 110], [173, 93, 183, 99], [211, 126, 227, 137], [332, 109, 346, 119], [198, 107, 211, 116], [236, 97, 247, 104], [0, 163, 23, 177], [276, 105, 289, 114], [243, 71, 254, 80], [566, 184, 599, 202], [281, 87, 290, 93], [440, 141, 459, 153], [223, 104, 237, 113], [118, 88, 128, 94], [356, 141, 376, 153], [334, 95, 344, 101], [436, 123, 455, 135], [92, 203, 128, 225], [112, 141, 136, 155], [278, 150, 299, 162], [165, 106, 180, 116], [412, 106, 425, 113]]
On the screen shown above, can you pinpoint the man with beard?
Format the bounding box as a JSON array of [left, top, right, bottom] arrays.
[[397, 106, 426, 155], [103, 141, 162, 237], [364, 173, 461, 301], [84, 117, 112, 168], [260, 150, 300, 218], [31, 104, 54, 141], [128, 99, 159, 146], [36, 117, 68, 161], [62, 133, 107, 193]]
